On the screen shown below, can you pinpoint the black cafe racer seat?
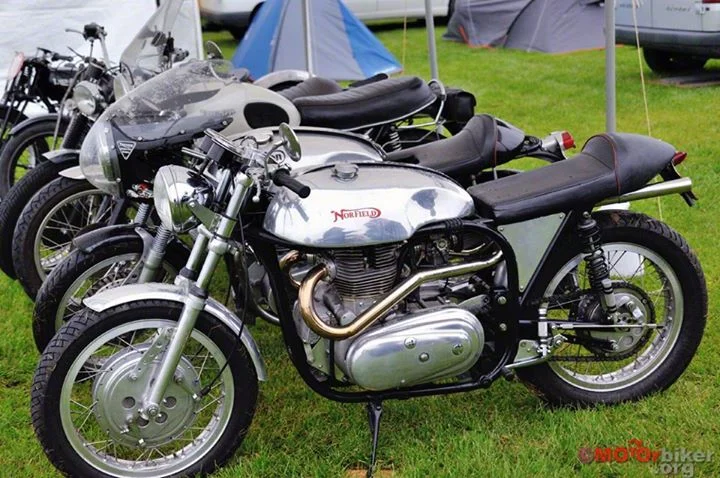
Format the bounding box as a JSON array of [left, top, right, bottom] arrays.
[[385, 114, 499, 179], [468, 133, 677, 224], [278, 77, 343, 101], [291, 76, 437, 130]]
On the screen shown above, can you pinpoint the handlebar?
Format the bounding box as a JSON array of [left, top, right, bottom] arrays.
[[273, 170, 311, 198]]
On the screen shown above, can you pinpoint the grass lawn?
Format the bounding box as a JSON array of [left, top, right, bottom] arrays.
[[2, 25, 720, 477]]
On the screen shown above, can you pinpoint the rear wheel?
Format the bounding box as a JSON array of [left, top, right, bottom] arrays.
[[643, 48, 708, 75], [12, 177, 117, 298], [33, 236, 189, 352], [0, 119, 62, 197], [516, 211, 707, 406], [32, 300, 258, 477]]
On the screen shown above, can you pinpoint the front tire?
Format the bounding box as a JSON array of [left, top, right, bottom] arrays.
[[12, 177, 115, 298], [0, 119, 60, 197], [32, 300, 258, 478], [516, 211, 707, 406], [0, 159, 75, 278], [33, 236, 189, 352]]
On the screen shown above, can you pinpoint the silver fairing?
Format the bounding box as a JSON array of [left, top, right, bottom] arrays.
[[264, 163, 474, 248]]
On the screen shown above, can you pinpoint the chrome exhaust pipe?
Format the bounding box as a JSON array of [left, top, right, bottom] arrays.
[[299, 250, 504, 340], [596, 178, 692, 206]]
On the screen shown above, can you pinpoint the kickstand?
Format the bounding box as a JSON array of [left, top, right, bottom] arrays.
[[366, 401, 383, 478]]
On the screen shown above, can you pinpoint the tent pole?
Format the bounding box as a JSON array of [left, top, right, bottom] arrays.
[[302, 0, 314, 75], [605, 0, 616, 133], [424, 0, 439, 79]]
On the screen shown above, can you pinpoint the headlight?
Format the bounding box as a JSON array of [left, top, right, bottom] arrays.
[[154, 165, 212, 233], [72, 81, 104, 116], [80, 119, 121, 196]]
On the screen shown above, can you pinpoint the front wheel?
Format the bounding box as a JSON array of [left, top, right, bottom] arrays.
[[0, 119, 61, 197], [32, 300, 258, 478], [33, 235, 189, 352], [12, 177, 117, 298], [516, 211, 707, 406]]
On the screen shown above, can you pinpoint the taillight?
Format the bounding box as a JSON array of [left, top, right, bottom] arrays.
[[560, 131, 576, 150], [702, 0, 720, 4], [672, 152, 688, 166]]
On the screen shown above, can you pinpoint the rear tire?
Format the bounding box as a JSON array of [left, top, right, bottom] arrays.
[[516, 211, 707, 406], [643, 48, 707, 75], [12, 177, 114, 299], [32, 300, 258, 477], [33, 236, 189, 352], [0, 119, 60, 197], [0, 160, 74, 278]]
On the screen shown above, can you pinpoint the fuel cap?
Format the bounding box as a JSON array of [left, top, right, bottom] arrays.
[[332, 163, 359, 181]]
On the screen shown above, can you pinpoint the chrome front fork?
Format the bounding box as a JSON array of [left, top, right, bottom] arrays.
[[141, 172, 252, 417]]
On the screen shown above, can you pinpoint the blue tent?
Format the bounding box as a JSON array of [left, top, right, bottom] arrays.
[[232, 0, 402, 81]]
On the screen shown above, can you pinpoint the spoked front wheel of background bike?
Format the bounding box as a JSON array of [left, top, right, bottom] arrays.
[[32, 300, 258, 478], [516, 211, 707, 406], [33, 237, 189, 352], [0, 118, 61, 197], [12, 177, 116, 298]]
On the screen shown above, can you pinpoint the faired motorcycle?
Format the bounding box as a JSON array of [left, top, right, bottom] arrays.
[[31, 125, 706, 477]]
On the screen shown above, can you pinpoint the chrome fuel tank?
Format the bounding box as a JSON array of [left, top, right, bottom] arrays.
[[263, 163, 474, 247], [228, 127, 384, 171]]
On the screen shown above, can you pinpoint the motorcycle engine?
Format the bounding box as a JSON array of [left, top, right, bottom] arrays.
[[293, 239, 488, 391]]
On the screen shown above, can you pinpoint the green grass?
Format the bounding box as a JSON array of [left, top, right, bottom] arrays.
[[2, 26, 720, 477]]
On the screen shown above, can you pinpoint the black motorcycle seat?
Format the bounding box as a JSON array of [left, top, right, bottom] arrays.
[[385, 114, 498, 178], [278, 77, 343, 102], [468, 133, 677, 224], [292, 76, 437, 130]]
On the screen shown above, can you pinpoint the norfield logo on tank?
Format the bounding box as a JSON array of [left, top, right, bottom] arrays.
[[577, 439, 713, 477]]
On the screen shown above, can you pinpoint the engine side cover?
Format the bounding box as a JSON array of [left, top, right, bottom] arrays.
[[264, 163, 474, 247], [343, 307, 484, 391]]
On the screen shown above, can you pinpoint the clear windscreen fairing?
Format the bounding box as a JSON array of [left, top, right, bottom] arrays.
[[101, 60, 242, 145], [116, 0, 202, 93]]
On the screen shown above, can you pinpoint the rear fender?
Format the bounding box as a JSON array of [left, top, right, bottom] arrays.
[[83, 282, 268, 381]]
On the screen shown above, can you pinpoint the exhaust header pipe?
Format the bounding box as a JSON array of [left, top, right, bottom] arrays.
[[298, 250, 504, 340]]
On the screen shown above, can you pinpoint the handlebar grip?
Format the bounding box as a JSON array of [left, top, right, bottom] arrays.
[[273, 170, 311, 198], [52, 53, 73, 62]]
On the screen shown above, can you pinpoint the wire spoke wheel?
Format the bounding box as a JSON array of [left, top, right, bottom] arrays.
[[54, 253, 178, 331], [59, 319, 235, 477], [34, 190, 112, 278], [543, 243, 682, 392]]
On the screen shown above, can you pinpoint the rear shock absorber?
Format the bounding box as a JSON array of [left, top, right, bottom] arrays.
[[577, 212, 617, 316], [137, 225, 173, 283], [387, 129, 402, 152]]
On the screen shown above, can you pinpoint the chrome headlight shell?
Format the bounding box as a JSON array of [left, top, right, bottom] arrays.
[[80, 119, 121, 196], [154, 165, 213, 233], [72, 80, 104, 116]]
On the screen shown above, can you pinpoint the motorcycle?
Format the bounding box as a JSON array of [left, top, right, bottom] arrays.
[[0, 23, 114, 196], [7, 47, 484, 299], [31, 117, 573, 351], [0, 23, 118, 280], [31, 124, 706, 477], [0, 46, 77, 185]]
